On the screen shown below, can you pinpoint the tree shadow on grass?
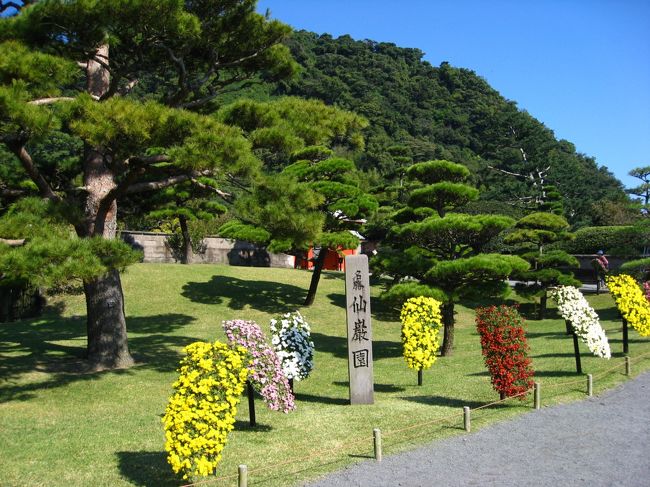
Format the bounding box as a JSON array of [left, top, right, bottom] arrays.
[[331, 381, 405, 394], [116, 451, 179, 487], [0, 312, 196, 403], [181, 275, 305, 312], [309, 332, 401, 361], [234, 420, 273, 432], [294, 392, 348, 406], [597, 306, 622, 322]]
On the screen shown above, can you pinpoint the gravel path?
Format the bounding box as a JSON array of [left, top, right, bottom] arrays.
[[306, 372, 650, 487]]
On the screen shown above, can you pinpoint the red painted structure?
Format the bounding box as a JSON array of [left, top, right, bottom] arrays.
[[295, 247, 357, 271]]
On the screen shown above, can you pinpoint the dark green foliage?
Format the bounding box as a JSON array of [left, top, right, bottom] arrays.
[[506, 212, 579, 318], [1, 0, 298, 369], [267, 31, 627, 227], [406, 160, 471, 184], [376, 160, 527, 353], [217, 97, 367, 170], [626, 165, 650, 207], [371, 245, 435, 283], [218, 220, 272, 245], [219, 173, 324, 253], [380, 282, 447, 308], [557, 225, 650, 256], [408, 183, 480, 217], [0, 201, 140, 288], [396, 214, 515, 258], [619, 257, 650, 281]]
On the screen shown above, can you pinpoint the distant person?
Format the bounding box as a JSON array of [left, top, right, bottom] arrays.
[[593, 250, 609, 288]]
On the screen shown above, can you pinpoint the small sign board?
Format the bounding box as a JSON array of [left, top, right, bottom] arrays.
[[344, 254, 374, 404]]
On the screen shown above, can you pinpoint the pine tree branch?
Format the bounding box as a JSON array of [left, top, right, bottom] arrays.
[[125, 172, 209, 194], [28, 97, 76, 105], [128, 155, 172, 166], [189, 177, 231, 200], [487, 165, 526, 179], [0, 238, 26, 247], [5, 142, 60, 203], [1, 188, 26, 198]]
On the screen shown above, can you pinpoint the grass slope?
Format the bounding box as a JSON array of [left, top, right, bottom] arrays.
[[0, 263, 648, 486]]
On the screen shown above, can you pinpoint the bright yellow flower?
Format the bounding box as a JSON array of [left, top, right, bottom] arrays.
[[607, 274, 650, 337], [400, 296, 443, 370], [162, 341, 250, 480]]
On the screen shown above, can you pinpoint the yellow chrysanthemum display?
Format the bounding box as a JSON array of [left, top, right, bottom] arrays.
[[400, 296, 443, 370], [606, 274, 650, 337], [162, 341, 250, 479]]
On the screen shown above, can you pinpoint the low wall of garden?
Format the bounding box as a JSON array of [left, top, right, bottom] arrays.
[[120, 231, 295, 268], [571, 254, 628, 283]]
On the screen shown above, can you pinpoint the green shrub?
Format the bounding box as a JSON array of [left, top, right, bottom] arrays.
[[555, 225, 648, 256]]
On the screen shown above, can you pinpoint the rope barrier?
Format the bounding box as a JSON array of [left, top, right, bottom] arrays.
[[381, 410, 464, 438], [471, 388, 532, 411], [179, 347, 650, 487]]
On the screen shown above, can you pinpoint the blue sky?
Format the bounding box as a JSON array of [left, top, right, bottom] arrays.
[[258, 0, 650, 190]]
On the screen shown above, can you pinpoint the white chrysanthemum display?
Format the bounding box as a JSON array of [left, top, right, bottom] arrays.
[[270, 311, 315, 381], [550, 286, 611, 359]]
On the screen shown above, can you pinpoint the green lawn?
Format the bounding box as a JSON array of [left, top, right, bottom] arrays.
[[1, 263, 648, 486]]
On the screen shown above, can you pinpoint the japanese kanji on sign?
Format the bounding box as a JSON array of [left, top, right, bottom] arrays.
[[344, 254, 374, 404]]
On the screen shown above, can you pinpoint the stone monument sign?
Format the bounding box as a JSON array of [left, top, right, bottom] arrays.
[[344, 254, 374, 404]]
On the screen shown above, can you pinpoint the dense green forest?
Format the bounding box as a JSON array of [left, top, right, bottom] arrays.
[[250, 31, 627, 228]]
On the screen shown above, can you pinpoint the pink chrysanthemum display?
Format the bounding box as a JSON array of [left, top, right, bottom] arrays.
[[223, 319, 295, 413]]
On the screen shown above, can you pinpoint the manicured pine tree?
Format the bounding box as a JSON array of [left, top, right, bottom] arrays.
[[381, 160, 528, 355], [129, 178, 227, 264], [0, 0, 296, 369], [216, 97, 375, 305], [505, 212, 580, 319]]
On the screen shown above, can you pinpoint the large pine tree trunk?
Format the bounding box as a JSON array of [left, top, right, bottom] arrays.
[[80, 45, 133, 370], [178, 214, 193, 264], [304, 247, 328, 306], [538, 291, 547, 320], [84, 269, 133, 369], [441, 301, 455, 356]]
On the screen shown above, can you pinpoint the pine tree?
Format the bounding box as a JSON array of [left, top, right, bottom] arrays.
[[0, 0, 296, 370], [216, 97, 374, 305], [505, 212, 580, 319], [380, 160, 528, 355]]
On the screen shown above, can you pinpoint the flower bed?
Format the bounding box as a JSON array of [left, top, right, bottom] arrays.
[[475, 305, 534, 399], [223, 319, 295, 412], [607, 274, 650, 337], [270, 311, 315, 382], [162, 341, 249, 479], [400, 296, 443, 370], [550, 286, 611, 358]]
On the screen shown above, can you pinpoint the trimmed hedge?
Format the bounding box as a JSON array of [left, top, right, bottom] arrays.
[[554, 225, 650, 256]]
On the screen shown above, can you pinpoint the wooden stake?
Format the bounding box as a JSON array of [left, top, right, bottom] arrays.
[[247, 380, 256, 427], [238, 464, 248, 487], [625, 356, 631, 376], [565, 319, 572, 335], [587, 374, 593, 397], [571, 331, 582, 374], [463, 406, 471, 432], [373, 428, 382, 461], [622, 318, 629, 355], [534, 382, 541, 410]]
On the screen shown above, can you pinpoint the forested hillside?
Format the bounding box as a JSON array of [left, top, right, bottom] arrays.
[[269, 31, 626, 227]]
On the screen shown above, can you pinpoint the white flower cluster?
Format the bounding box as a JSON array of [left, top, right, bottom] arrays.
[[270, 311, 315, 381], [550, 286, 611, 359]]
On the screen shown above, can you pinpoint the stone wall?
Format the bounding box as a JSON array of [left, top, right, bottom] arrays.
[[121, 231, 295, 268]]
